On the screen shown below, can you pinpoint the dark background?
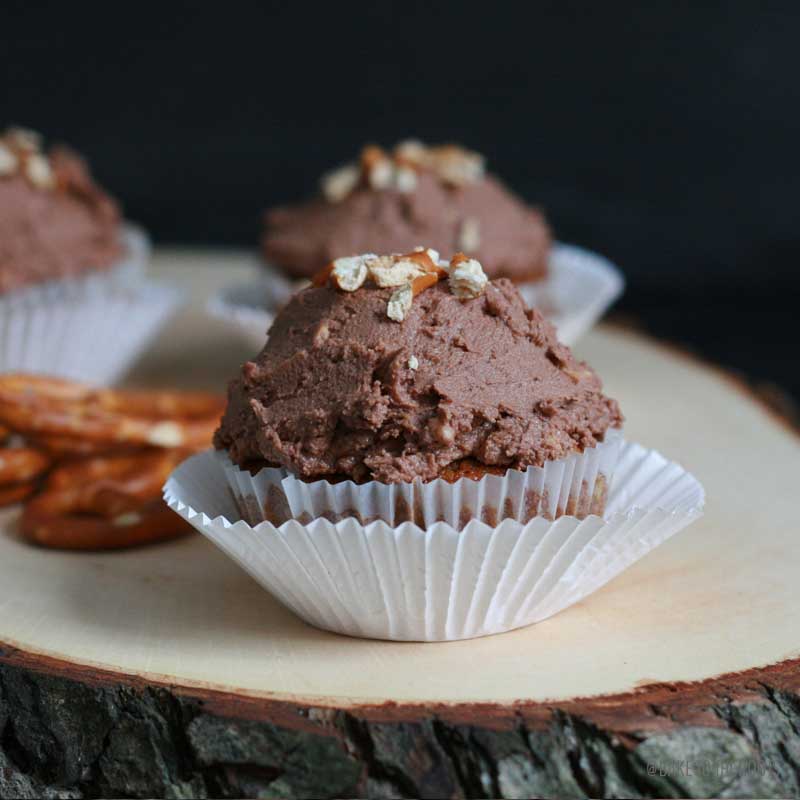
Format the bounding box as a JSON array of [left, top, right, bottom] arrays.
[[3, 2, 798, 402]]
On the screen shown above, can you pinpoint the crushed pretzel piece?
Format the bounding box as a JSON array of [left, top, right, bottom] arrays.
[[448, 253, 488, 299], [394, 165, 418, 193], [311, 261, 336, 286], [430, 145, 485, 186], [6, 127, 42, 152], [369, 248, 445, 288], [25, 154, 54, 189], [361, 145, 394, 190], [458, 217, 481, 252], [410, 271, 441, 296], [330, 254, 372, 292], [367, 254, 424, 287], [321, 163, 360, 203], [0, 143, 18, 176], [394, 139, 427, 165], [413, 246, 441, 265], [387, 284, 413, 322]]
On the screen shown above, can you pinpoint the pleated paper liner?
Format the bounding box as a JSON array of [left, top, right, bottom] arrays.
[[205, 261, 293, 350], [164, 440, 703, 641], [0, 225, 184, 384], [517, 242, 624, 345], [207, 242, 624, 348], [218, 429, 624, 530]]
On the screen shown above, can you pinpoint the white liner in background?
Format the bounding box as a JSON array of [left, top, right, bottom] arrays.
[[219, 430, 623, 529], [164, 440, 703, 641], [517, 242, 624, 345], [0, 225, 184, 384], [205, 261, 295, 350], [206, 242, 624, 348]]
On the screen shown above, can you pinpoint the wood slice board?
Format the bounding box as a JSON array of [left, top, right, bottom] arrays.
[[1, 251, 799, 799]]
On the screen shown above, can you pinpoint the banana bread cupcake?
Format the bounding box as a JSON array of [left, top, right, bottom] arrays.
[[261, 141, 552, 284], [215, 248, 623, 528], [0, 127, 180, 384], [0, 127, 126, 293]]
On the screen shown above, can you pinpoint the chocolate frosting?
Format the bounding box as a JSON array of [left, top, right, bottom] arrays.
[[262, 170, 551, 283], [215, 278, 622, 484], [0, 140, 123, 294]]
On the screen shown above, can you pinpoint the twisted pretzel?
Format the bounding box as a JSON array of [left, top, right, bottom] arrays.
[[22, 497, 191, 550], [0, 375, 221, 546], [0, 375, 224, 418], [0, 375, 222, 450], [20, 450, 192, 549], [0, 447, 51, 485], [0, 482, 36, 509]]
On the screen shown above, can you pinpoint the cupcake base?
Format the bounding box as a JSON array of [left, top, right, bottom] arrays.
[[165, 441, 703, 642], [218, 431, 623, 531]]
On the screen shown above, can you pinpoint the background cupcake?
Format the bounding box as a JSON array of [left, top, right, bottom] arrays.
[[263, 141, 552, 284], [209, 140, 624, 348], [0, 127, 125, 292], [0, 127, 181, 384]]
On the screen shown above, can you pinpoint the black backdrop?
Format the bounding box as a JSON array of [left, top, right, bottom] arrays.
[[3, 2, 799, 399]]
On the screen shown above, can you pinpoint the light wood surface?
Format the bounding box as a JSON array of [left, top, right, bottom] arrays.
[[1, 249, 798, 708]]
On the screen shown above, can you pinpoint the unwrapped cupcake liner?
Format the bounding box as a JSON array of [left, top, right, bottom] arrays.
[[207, 242, 624, 348], [220, 430, 624, 530], [0, 225, 183, 384], [164, 441, 704, 641]]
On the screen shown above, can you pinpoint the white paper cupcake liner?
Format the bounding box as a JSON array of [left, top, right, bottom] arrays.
[[164, 441, 704, 641], [219, 429, 624, 530], [207, 242, 624, 348], [205, 261, 297, 350], [0, 225, 183, 384], [517, 242, 624, 345]]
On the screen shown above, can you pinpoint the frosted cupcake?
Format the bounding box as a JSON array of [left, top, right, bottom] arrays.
[[0, 127, 125, 292], [0, 127, 180, 384], [214, 248, 622, 527], [170, 252, 703, 642], [262, 141, 552, 284], [210, 142, 624, 349]]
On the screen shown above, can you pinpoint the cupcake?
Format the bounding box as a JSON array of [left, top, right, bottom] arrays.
[[261, 141, 552, 284], [209, 142, 624, 348], [0, 127, 124, 292], [214, 248, 623, 527], [0, 127, 181, 384], [167, 248, 703, 642]]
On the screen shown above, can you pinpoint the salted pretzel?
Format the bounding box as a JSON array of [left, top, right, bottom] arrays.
[[0, 374, 224, 418], [0, 375, 222, 451], [0, 375, 222, 549], [0, 482, 36, 509], [0, 447, 51, 485], [44, 449, 184, 492], [29, 434, 142, 458], [0, 411, 220, 451], [22, 497, 191, 550], [20, 450, 192, 550]]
